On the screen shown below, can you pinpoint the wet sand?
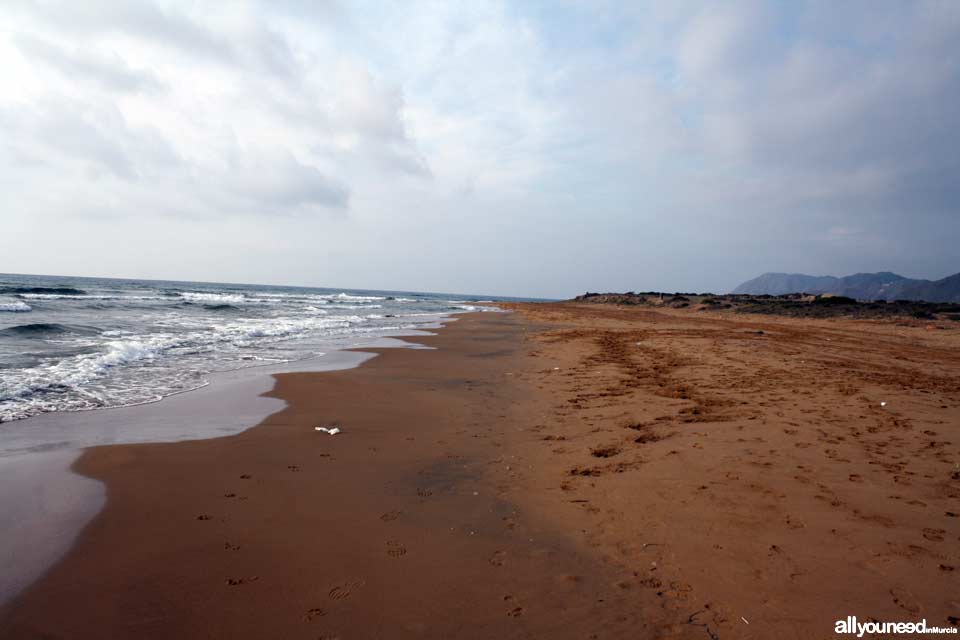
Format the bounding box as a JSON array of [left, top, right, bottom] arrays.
[[2, 307, 958, 638]]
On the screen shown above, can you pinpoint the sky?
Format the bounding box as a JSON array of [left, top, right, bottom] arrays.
[[1, 1, 958, 298]]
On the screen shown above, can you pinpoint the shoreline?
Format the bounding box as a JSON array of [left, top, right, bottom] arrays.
[[2, 305, 958, 638], [0, 322, 452, 608], [1, 311, 654, 639]]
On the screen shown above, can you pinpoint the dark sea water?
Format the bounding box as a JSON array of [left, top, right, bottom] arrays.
[[0, 273, 523, 423]]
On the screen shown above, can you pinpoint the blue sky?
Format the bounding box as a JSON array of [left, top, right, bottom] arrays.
[[1, 1, 957, 297]]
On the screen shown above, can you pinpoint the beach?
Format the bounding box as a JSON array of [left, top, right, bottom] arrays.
[[2, 306, 958, 638]]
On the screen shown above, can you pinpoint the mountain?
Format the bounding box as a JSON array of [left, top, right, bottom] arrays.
[[732, 271, 960, 302]]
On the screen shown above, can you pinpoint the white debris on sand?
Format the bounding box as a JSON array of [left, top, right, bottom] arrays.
[[315, 426, 341, 435]]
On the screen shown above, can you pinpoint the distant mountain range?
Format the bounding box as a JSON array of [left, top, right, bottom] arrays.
[[732, 271, 960, 302]]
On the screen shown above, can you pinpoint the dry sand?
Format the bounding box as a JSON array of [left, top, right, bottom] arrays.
[[1, 306, 958, 638]]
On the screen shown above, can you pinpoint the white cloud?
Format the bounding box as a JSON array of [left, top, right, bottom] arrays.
[[0, 1, 957, 297]]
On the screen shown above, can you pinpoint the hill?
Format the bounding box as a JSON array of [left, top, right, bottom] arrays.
[[732, 271, 960, 302]]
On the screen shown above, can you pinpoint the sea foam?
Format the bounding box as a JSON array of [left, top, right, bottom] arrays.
[[0, 301, 32, 312]]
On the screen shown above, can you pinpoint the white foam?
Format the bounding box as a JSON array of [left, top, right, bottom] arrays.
[[0, 300, 32, 312], [449, 303, 502, 313], [0, 313, 372, 422], [180, 292, 246, 304], [325, 304, 384, 310], [1, 338, 167, 404], [318, 293, 386, 302]]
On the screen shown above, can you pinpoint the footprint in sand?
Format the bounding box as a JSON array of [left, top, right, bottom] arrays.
[[225, 576, 259, 586], [379, 510, 402, 522], [417, 488, 433, 498], [287, 465, 300, 472], [489, 550, 506, 567], [328, 579, 365, 600], [240, 474, 252, 480], [196, 514, 212, 521], [922, 528, 945, 542], [890, 588, 922, 615], [665, 581, 693, 600], [224, 542, 240, 551], [638, 577, 662, 589], [223, 492, 237, 498], [507, 607, 524, 617], [386, 541, 407, 558], [303, 608, 326, 621]]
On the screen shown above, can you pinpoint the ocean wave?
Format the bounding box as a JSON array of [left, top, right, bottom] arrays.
[[179, 292, 247, 304], [202, 303, 240, 311], [0, 286, 86, 296], [324, 304, 384, 310], [0, 323, 77, 337], [0, 300, 32, 312], [0, 313, 369, 415], [224, 314, 365, 345], [0, 337, 167, 404], [0, 278, 481, 423], [17, 293, 167, 301], [176, 292, 296, 306], [318, 293, 386, 302]]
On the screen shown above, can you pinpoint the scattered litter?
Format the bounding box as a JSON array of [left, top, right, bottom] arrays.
[[553, 367, 560, 370], [880, 401, 887, 407], [315, 426, 341, 435], [741, 616, 750, 625]]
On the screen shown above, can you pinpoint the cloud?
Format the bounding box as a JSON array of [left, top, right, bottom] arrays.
[[0, 1, 957, 297], [667, 1, 960, 216], [14, 34, 163, 93], [0, 97, 179, 179], [9, 0, 234, 62], [227, 152, 349, 212]]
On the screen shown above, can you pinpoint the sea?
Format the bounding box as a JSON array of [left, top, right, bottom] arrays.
[[0, 273, 519, 424]]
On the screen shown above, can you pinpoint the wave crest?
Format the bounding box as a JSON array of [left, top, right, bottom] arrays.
[[0, 300, 32, 312]]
